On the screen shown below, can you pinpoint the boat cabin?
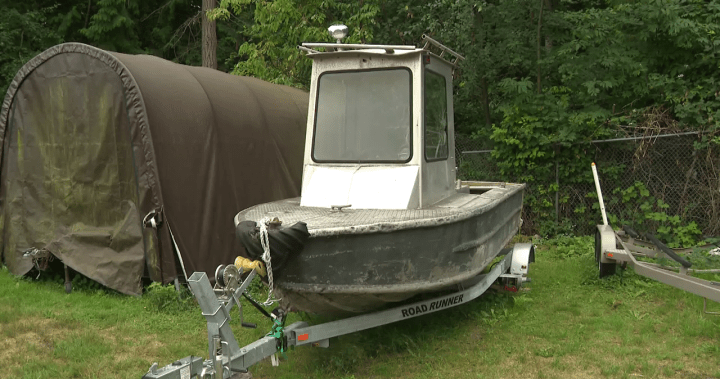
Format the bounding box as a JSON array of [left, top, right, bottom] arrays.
[[298, 27, 464, 210]]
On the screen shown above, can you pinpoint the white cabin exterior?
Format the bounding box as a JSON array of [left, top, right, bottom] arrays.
[[299, 39, 461, 210]]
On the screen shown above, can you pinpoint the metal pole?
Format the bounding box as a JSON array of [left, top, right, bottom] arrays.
[[589, 131, 700, 144], [591, 162, 608, 226]]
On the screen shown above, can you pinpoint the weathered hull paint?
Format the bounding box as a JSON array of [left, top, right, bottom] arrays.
[[236, 183, 524, 315]]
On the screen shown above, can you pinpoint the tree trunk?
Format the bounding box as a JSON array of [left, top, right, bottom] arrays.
[[544, 0, 553, 51], [536, 0, 544, 94], [202, 0, 217, 70], [481, 77, 491, 126], [85, 0, 92, 28], [474, 6, 492, 126]]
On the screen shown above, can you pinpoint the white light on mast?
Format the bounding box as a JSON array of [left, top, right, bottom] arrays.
[[328, 25, 349, 43]]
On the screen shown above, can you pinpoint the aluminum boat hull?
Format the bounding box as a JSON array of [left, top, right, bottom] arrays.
[[235, 182, 524, 315]]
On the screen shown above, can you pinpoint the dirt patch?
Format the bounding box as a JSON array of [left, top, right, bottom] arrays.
[[87, 325, 169, 365], [0, 317, 69, 370], [494, 352, 603, 379], [0, 314, 172, 376], [114, 335, 167, 363]]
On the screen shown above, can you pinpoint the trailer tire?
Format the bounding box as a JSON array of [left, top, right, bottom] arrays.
[[595, 230, 616, 278]]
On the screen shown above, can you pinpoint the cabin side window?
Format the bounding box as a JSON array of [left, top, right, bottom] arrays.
[[424, 70, 448, 161], [312, 68, 412, 163]]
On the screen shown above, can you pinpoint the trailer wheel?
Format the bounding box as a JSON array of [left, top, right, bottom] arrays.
[[595, 230, 616, 278]]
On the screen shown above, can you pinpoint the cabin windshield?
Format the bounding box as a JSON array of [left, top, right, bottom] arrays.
[[312, 68, 412, 163]]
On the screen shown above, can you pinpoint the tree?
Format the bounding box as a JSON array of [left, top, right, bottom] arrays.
[[81, 0, 142, 52], [211, 0, 380, 88], [202, 0, 218, 69], [0, 5, 62, 95]]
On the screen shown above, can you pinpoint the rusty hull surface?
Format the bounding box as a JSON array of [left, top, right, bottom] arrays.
[[235, 182, 524, 314]]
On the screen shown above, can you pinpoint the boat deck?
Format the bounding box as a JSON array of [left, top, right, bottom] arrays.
[[235, 182, 524, 237]]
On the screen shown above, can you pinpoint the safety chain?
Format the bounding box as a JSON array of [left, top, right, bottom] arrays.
[[259, 217, 281, 306], [267, 310, 287, 366]]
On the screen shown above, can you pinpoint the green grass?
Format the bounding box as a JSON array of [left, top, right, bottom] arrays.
[[1, 235, 719, 378]]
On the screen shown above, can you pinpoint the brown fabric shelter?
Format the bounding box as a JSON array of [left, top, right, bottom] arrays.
[[0, 43, 308, 295]]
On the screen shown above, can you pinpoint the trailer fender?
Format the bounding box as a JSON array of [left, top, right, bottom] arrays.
[[596, 224, 616, 264], [509, 243, 535, 276]]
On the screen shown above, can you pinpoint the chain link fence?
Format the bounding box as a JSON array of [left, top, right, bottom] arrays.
[[456, 134, 720, 237]]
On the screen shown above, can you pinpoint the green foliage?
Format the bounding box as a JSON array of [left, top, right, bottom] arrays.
[[3, 0, 720, 241], [0, 0, 249, 94], [490, 86, 607, 184], [4, 0, 719, 131], [0, 5, 62, 95], [542, 235, 593, 259], [686, 242, 720, 270], [70, 273, 107, 292], [477, 0, 720, 237], [213, 0, 380, 88], [246, 275, 270, 302], [81, 0, 142, 52], [4, 242, 720, 378], [488, 84, 609, 236], [605, 181, 703, 247], [143, 282, 196, 313]]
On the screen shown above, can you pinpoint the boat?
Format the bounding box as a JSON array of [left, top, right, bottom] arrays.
[[234, 27, 525, 315]]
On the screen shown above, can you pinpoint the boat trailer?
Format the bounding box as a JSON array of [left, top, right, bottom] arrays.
[[591, 163, 720, 313], [142, 243, 534, 379]]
